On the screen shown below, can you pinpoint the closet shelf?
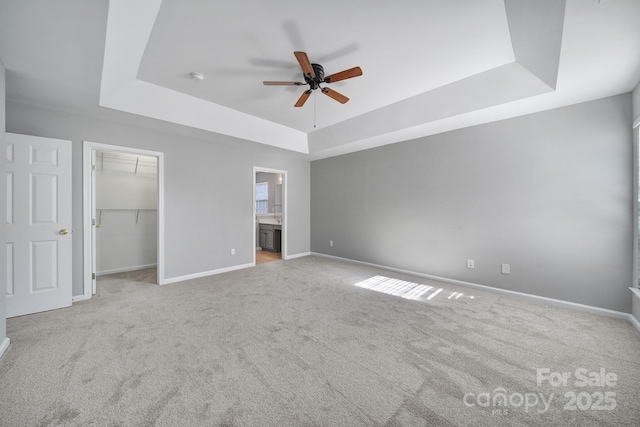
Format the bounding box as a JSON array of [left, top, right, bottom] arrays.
[[97, 208, 157, 211], [96, 152, 157, 174], [97, 208, 157, 225]]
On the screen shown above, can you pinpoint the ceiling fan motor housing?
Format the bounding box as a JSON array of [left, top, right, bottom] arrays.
[[306, 63, 325, 89]]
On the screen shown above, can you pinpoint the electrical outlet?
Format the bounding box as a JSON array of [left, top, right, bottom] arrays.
[[329, 240, 333, 247], [231, 248, 235, 255], [501, 263, 510, 274], [467, 259, 474, 269]]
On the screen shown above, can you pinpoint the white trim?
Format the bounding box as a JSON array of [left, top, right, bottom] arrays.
[[629, 312, 640, 332], [311, 252, 635, 322], [162, 263, 254, 285], [97, 264, 157, 276], [633, 126, 639, 288], [286, 252, 311, 260], [72, 294, 91, 303], [630, 287, 640, 333], [253, 167, 288, 264], [157, 151, 165, 285], [82, 141, 165, 300], [0, 337, 10, 359], [82, 144, 92, 300]]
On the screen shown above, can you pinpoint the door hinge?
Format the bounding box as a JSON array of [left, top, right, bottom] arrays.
[[92, 218, 96, 226], [92, 273, 96, 280]]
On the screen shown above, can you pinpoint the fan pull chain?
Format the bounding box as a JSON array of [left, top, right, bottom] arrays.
[[313, 90, 317, 128]]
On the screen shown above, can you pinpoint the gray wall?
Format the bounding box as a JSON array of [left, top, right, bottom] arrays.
[[311, 94, 633, 313], [6, 102, 310, 296], [0, 58, 7, 353]]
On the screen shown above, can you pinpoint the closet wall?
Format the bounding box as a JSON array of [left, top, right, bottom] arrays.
[[96, 151, 158, 275]]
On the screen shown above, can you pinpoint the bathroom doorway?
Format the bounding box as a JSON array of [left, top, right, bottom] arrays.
[[253, 167, 287, 265]]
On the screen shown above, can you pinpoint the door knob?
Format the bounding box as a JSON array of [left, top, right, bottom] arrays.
[[59, 229, 69, 235]]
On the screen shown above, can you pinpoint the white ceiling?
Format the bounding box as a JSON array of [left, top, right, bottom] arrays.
[[138, 0, 515, 132], [1, 0, 639, 159]]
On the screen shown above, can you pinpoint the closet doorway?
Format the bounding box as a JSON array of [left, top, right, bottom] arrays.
[[82, 142, 165, 300], [253, 167, 287, 265]]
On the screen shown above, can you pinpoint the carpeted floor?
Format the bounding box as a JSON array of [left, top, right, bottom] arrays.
[[1, 256, 639, 426]]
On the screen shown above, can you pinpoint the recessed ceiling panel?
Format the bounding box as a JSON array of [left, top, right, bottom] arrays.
[[138, 0, 515, 133]]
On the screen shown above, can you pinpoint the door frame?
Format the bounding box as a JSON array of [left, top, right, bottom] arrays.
[[81, 141, 165, 300], [253, 166, 287, 265]]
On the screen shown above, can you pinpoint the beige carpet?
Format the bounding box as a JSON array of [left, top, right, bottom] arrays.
[[1, 256, 639, 426]]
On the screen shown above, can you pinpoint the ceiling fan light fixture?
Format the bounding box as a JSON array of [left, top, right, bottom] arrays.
[[189, 72, 205, 82], [263, 51, 362, 108]]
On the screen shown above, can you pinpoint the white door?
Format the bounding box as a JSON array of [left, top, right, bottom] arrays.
[[6, 133, 72, 318]]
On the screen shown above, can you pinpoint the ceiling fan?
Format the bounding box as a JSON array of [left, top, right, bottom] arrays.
[[263, 51, 362, 107]]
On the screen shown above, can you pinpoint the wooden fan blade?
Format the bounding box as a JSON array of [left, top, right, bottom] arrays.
[[295, 90, 312, 107], [294, 51, 315, 78], [263, 81, 304, 86], [323, 66, 363, 83], [321, 87, 349, 104]]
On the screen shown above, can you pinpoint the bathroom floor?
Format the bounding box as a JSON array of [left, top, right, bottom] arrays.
[[256, 250, 282, 264]]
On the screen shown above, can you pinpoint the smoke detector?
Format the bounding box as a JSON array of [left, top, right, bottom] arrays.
[[189, 72, 204, 82]]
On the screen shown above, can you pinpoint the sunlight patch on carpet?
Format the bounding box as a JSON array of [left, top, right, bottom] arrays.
[[354, 275, 476, 302]]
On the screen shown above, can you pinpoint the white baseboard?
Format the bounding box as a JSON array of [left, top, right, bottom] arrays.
[[97, 264, 157, 276], [629, 288, 640, 333], [163, 253, 311, 284], [0, 337, 10, 359], [629, 312, 640, 332], [162, 262, 254, 285], [284, 252, 311, 260], [72, 294, 92, 303], [311, 252, 636, 325]]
